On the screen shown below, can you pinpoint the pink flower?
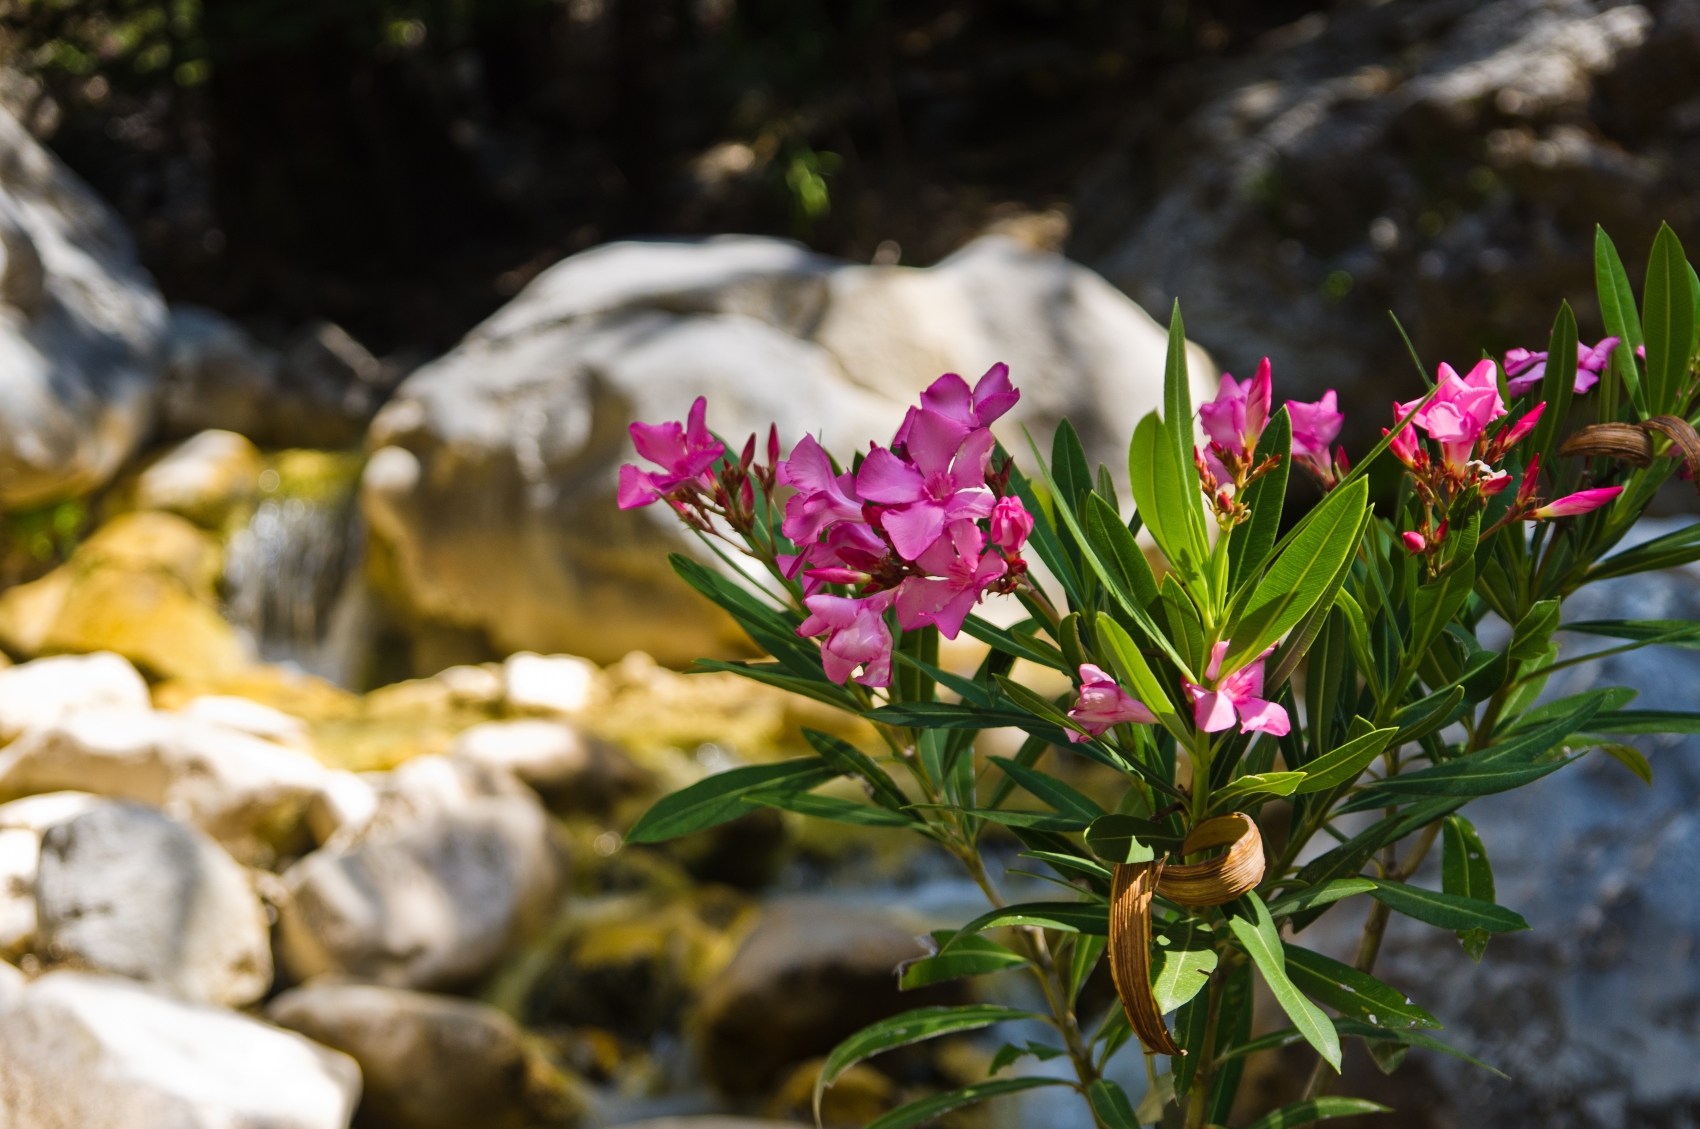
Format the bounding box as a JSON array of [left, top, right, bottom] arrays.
[[988, 496, 1034, 555], [1530, 486, 1624, 520], [781, 522, 889, 596], [1401, 531, 1428, 553], [1199, 358, 1274, 460], [1479, 470, 1513, 497], [1503, 338, 1619, 397], [798, 589, 898, 687], [857, 411, 996, 561], [1385, 402, 1419, 466], [617, 397, 726, 509], [1288, 389, 1343, 479], [1401, 361, 1506, 472], [1184, 642, 1290, 736], [1065, 664, 1157, 742], [895, 364, 1021, 448], [895, 521, 1007, 639], [777, 434, 862, 543]]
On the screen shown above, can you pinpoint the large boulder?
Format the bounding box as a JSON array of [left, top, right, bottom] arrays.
[[0, 511, 249, 680], [0, 651, 150, 743], [1290, 518, 1700, 1128], [133, 428, 263, 528], [267, 983, 580, 1129], [276, 757, 560, 989], [0, 105, 166, 509], [0, 970, 360, 1129], [0, 707, 332, 864], [34, 800, 272, 1007], [0, 791, 99, 954], [1077, 0, 1667, 432], [364, 234, 1213, 667], [692, 899, 953, 1097]]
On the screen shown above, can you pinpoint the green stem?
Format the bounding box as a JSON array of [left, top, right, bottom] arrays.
[[1183, 966, 1227, 1129], [1189, 727, 1214, 828]]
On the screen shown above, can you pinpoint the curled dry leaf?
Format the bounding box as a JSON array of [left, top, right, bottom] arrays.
[[1643, 416, 1700, 491], [1108, 813, 1266, 1055], [1558, 423, 1652, 466]]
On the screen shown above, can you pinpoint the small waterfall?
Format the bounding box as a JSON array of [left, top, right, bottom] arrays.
[[222, 457, 368, 685]]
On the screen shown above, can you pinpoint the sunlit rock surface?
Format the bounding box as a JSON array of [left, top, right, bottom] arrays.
[[364, 234, 1213, 666]]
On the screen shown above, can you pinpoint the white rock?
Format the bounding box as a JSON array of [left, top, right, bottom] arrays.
[[0, 959, 23, 1014], [0, 652, 150, 743], [277, 772, 558, 989], [176, 693, 314, 751], [451, 718, 648, 813], [364, 234, 1213, 666], [35, 800, 272, 1006], [502, 652, 600, 715], [0, 970, 360, 1129], [0, 708, 331, 862], [0, 792, 100, 953], [304, 770, 379, 847], [0, 106, 166, 509], [133, 429, 262, 525]]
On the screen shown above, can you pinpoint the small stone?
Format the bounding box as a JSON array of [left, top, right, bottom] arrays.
[[134, 429, 263, 527], [0, 970, 360, 1128], [176, 694, 315, 750], [504, 653, 602, 715], [267, 982, 581, 1129], [35, 800, 272, 1007], [451, 719, 649, 814], [0, 652, 150, 743]]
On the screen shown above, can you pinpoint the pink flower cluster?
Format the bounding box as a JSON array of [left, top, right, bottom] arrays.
[[1197, 359, 1346, 517], [1503, 338, 1619, 397], [783, 365, 1033, 687], [1065, 640, 1289, 743]]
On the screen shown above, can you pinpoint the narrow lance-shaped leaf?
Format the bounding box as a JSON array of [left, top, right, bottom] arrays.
[[1282, 944, 1441, 1030], [988, 756, 1106, 821], [815, 1005, 1042, 1120], [899, 932, 1029, 990], [1642, 221, 1694, 415], [1293, 725, 1399, 794], [1229, 406, 1292, 590], [1227, 892, 1342, 1069], [1443, 814, 1496, 961], [1367, 879, 1529, 933], [1529, 300, 1578, 465], [1596, 224, 1647, 417], [862, 1078, 1073, 1129], [625, 759, 837, 843], [1240, 1098, 1391, 1129]]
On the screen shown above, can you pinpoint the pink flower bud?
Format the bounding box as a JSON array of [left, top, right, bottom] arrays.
[[1531, 486, 1624, 519], [988, 495, 1035, 554], [1401, 531, 1428, 553], [1479, 470, 1513, 497], [1499, 402, 1545, 448]]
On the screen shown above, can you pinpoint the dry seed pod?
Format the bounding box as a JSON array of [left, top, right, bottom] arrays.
[[1107, 813, 1266, 1054]]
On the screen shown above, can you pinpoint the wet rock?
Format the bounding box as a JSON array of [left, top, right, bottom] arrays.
[[267, 983, 581, 1129], [451, 719, 649, 814], [276, 760, 559, 989], [0, 105, 166, 509], [1078, 0, 1664, 431], [161, 306, 401, 448], [0, 792, 100, 954], [364, 235, 1211, 667], [0, 651, 150, 743], [34, 800, 271, 1006], [0, 707, 332, 863], [693, 899, 952, 1096], [1293, 518, 1700, 1128], [0, 970, 360, 1128], [134, 429, 263, 528], [0, 511, 249, 680]]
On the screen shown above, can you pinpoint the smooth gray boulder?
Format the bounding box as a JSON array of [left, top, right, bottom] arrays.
[[267, 983, 579, 1129], [276, 760, 559, 989], [0, 105, 165, 508], [34, 800, 272, 1007], [364, 234, 1212, 666], [0, 970, 360, 1129]]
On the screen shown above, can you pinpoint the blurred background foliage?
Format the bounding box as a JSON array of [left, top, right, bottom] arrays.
[[0, 0, 1321, 354]]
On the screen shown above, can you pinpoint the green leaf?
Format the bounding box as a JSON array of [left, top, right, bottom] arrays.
[[1085, 492, 1161, 609], [1022, 850, 1113, 884], [1230, 407, 1293, 591], [1085, 813, 1183, 864], [1228, 892, 1341, 1069], [625, 759, 837, 843], [1594, 741, 1654, 784], [916, 805, 1089, 832], [1282, 944, 1441, 1029], [1508, 600, 1562, 662], [863, 1078, 1072, 1129], [689, 658, 860, 711], [1443, 814, 1496, 961], [1162, 300, 1205, 530], [1560, 619, 1700, 650], [1643, 222, 1694, 415], [1367, 880, 1529, 933], [1210, 771, 1306, 812], [1266, 878, 1376, 919], [867, 701, 1067, 743], [961, 613, 1070, 672], [1596, 225, 1648, 417], [942, 901, 1110, 950], [1587, 521, 1700, 581], [1589, 709, 1700, 734], [1390, 684, 1466, 745], [803, 729, 910, 812], [816, 1005, 1042, 1117], [989, 756, 1106, 821], [669, 555, 828, 685], [1129, 411, 1207, 586], [1087, 1079, 1139, 1129], [893, 650, 993, 707], [1294, 726, 1399, 794], [1151, 916, 1219, 1014], [1529, 302, 1578, 464], [1134, 1072, 1175, 1126], [753, 791, 920, 827], [1094, 613, 1191, 743], [987, 1041, 1067, 1074], [1226, 477, 1369, 671], [1241, 1098, 1391, 1129], [1332, 1019, 1508, 1078], [899, 933, 1029, 989], [1408, 559, 1476, 665]]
